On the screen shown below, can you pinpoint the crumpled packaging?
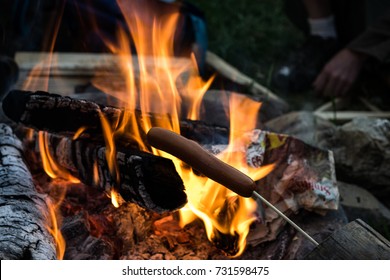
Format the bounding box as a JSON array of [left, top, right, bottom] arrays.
[[245, 129, 339, 246], [208, 129, 339, 246]]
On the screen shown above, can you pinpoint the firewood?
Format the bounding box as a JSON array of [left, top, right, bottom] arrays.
[[15, 52, 192, 77], [2, 89, 126, 141], [27, 131, 187, 214], [314, 111, 390, 123], [305, 219, 390, 259], [0, 123, 56, 259], [314, 97, 390, 124], [2, 89, 229, 146]]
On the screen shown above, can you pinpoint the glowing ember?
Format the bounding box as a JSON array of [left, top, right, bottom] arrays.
[[72, 126, 87, 140], [110, 189, 121, 208]]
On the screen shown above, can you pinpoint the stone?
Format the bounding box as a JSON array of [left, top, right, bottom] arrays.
[[338, 181, 390, 238], [267, 114, 390, 204], [264, 111, 336, 148], [326, 118, 390, 200]]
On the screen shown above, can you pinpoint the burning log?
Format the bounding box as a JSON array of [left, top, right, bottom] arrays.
[[2, 90, 129, 142], [0, 124, 56, 259], [28, 131, 187, 213], [2, 89, 229, 147]]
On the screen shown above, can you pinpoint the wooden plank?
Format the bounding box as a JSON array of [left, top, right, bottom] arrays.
[[305, 219, 390, 259], [15, 52, 193, 76], [314, 97, 385, 123], [314, 111, 390, 122], [205, 51, 287, 106], [314, 97, 348, 112], [13, 52, 195, 97], [14, 71, 89, 95]]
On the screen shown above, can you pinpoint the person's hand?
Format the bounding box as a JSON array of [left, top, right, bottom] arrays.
[[313, 48, 367, 97]]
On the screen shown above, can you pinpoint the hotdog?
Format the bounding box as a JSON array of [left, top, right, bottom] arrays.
[[146, 127, 256, 197]]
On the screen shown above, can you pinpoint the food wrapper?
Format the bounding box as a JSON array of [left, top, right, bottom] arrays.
[[208, 129, 339, 246], [246, 129, 338, 245]]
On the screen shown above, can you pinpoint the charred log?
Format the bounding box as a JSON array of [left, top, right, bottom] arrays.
[[0, 123, 56, 259], [2, 90, 229, 147], [2, 90, 129, 142], [179, 119, 228, 145], [28, 131, 187, 213]]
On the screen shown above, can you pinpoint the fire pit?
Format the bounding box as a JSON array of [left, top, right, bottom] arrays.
[[0, 0, 348, 260]]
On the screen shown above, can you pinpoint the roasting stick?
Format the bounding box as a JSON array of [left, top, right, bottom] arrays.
[[146, 127, 319, 246]]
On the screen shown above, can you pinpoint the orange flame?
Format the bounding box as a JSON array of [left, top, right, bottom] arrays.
[[23, 0, 274, 257], [93, 161, 100, 186], [45, 186, 67, 260], [184, 53, 215, 120], [38, 131, 80, 183], [72, 126, 87, 140], [110, 189, 121, 208], [99, 112, 120, 184], [22, 2, 79, 185], [89, 0, 274, 256], [98, 111, 124, 208], [21, 4, 72, 258], [178, 94, 274, 256]]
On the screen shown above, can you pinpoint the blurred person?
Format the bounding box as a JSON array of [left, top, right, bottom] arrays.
[[273, 0, 390, 97]]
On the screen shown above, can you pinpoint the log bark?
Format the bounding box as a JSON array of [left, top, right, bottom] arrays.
[[2, 89, 229, 147], [0, 123, 56, 259], [28, 131, 187, 214], [2, 90, 126, 141]]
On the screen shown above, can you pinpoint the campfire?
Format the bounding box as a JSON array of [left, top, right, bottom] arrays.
[[0, 0, 343, 260]]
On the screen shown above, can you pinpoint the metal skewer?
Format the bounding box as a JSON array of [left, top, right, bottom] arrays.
[[252, 191, 319, 246], [146, 127, 320, 247]]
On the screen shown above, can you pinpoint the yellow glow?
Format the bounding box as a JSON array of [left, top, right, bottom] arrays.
[[110, 189, 121, 208]]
